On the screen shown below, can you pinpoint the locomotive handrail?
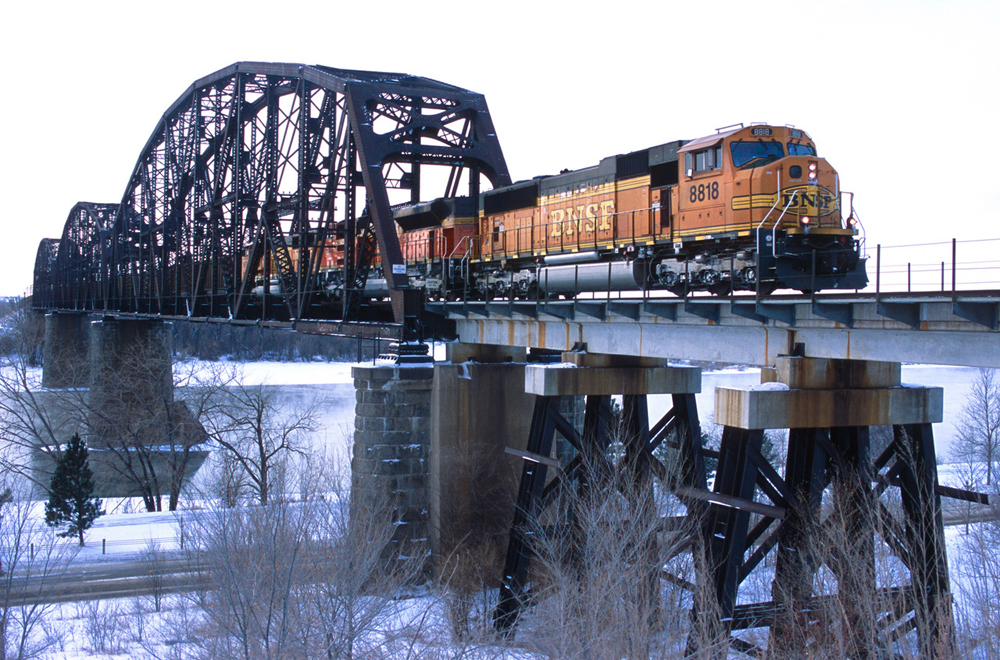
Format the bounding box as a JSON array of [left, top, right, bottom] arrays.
[[447, 234, 474, 261], [846, 200, 868, 258], [446, 235, 475, 283], [755, 172, 786, 249], [770, 190, 801, 251]]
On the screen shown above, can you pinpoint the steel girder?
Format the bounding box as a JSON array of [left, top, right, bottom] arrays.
[[32, 238, 61, 305], [33, 62, 510, 326], [32, 203, 118, 310]]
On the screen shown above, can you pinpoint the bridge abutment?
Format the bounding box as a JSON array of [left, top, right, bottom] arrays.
[[353, 343, 586, 574]]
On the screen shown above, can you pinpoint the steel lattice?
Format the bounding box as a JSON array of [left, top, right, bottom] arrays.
[[33, 62, 510, 327]]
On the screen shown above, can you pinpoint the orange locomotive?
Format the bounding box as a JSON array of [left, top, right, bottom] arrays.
[[394, 123, 867, 299]]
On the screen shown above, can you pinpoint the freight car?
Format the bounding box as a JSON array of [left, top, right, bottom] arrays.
[[389, 123, 867, 300]]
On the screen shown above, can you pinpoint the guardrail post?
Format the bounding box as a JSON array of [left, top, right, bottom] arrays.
[[102, 538, 106, 555], [952, 238, 957, 293], [876, 244, 881, 299]]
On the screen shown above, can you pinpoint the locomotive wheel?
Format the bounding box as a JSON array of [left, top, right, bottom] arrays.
[[756, 282, 779, 296], [710, 283, 732, 296]]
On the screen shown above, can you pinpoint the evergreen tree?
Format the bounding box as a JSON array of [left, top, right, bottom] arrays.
[[44, 433, 103, 546]]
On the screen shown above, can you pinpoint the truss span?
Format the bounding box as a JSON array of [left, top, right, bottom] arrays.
[[33, 62, 511, 327]]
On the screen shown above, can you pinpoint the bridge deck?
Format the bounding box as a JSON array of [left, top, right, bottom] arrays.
[[428, 290, 1000, 367]]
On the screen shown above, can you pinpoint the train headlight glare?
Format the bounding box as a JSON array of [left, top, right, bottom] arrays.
[[808, 162, 817, 171], [801, 217, 811, 225]]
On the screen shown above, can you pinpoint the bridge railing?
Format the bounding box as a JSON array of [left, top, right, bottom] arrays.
[[875, 237, 1000, 293]]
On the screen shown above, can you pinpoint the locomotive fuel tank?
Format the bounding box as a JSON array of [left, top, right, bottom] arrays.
[[538, 259, 648, 294]]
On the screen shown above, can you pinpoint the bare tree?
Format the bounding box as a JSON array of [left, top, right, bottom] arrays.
[[0, 314, 224, 511], [206, 377, 319, 506], [952, 368, 1000, 487], [299, 468, 425, 659], [0, 481, 75, 660], [0, 310, 77, 486], [189, 496, 313, 660], [954, 500, 1000, 657], [515, 440, 699, 659], [186, 461, 425, 660]]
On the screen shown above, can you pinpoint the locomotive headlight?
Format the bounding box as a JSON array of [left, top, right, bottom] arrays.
[[808, 162, 818, 180], [801, 216, 811, 225]]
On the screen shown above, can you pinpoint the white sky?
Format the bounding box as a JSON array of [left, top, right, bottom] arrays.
[[1, 0, 997, 297]]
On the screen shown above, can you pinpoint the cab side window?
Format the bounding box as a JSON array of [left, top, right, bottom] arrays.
[[684, 145, 723, 176]]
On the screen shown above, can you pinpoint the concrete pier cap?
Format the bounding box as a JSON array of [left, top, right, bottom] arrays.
[[717, 356, 943, 430], [525, 351, 702, 396]]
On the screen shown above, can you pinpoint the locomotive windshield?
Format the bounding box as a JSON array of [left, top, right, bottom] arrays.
[[787, 142, 817, 156], [731, 140, 784, 169]]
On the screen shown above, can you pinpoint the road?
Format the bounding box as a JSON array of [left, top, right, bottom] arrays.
[[3, 500, 995, 608], [2, 554, 208, 606]]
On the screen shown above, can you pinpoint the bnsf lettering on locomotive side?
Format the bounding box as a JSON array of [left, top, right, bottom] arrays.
[[599, 200, 614, 230], [584, 203, 598, 232], [549, 208, 565, 237], [564, 205, 584, 236], [550, 200, 615, 237]]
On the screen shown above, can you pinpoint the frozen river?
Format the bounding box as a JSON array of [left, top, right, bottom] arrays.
[[212, 359, 983, 475]]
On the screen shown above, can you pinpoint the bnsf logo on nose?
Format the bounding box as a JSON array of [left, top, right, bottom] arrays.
[[781, 185, 838, 217]]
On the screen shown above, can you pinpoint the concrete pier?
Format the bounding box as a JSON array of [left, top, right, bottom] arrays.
[[35, 316, 208, 502], [41, 312, 90, 389], [429, 345, 533, 581], [352, 363, 434, 559], [88, 317, 174, 411]]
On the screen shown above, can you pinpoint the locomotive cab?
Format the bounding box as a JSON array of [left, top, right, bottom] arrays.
[[675, 124, 866, 292]]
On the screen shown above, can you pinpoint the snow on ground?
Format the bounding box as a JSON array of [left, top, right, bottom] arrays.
[[7, 358, 994, 657], [182, 357, 359, 386]]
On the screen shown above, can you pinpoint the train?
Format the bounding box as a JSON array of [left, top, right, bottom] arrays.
[[260, 123, 867, 304]]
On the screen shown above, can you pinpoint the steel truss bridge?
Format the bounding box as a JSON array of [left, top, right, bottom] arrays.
[[32, 62, 509, 340], [31, 62, 1000, 365]]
